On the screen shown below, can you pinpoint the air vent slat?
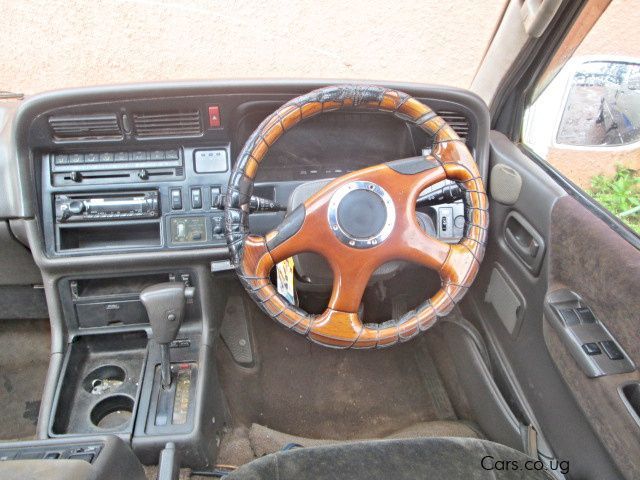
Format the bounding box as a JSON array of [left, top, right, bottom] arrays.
[[436, 110, 470, 142], [132, 110, 203, 138], [49, 114, 122, 141]]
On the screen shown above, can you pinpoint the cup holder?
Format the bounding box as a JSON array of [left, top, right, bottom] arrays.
[[82, 365, 126, 395], [90, 395, 134, 430]]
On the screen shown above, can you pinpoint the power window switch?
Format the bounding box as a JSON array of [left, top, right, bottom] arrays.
[[558, 308, 580, 326], [576, 307, 597, 324], [44, 452, 60, 459], [191, 188, 202, 209], [581, 342, 601, 356], [600, 340, 624, 360], [69, 452, 94, 463], [170, 189, 183, 210]]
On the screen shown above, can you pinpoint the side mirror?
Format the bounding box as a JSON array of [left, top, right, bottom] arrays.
[[556, 60, 640, 147]]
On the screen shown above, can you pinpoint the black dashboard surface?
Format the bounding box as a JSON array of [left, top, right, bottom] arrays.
[[237, 110, 424, 182], [4, 80, 490, 259]]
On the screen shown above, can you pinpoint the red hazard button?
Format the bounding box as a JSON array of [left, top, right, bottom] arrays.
[[208, 105, 221, 128]]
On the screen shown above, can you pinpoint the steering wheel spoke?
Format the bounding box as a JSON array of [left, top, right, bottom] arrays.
[[397, 222, 452, 272], [327, 256, 379, 313]]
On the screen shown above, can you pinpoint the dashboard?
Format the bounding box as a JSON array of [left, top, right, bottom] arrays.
[[1, 81, 490, 260]]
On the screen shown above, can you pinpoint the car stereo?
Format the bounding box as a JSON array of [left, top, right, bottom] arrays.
[[54, 191, 160, 223]]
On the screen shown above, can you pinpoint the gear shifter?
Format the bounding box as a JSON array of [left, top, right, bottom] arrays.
[[140, 282, 195, 389]]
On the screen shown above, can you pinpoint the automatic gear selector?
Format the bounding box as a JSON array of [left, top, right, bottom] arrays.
[[140, 282, 195, 388]]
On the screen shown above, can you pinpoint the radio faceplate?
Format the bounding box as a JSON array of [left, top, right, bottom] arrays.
[[55, 191, 160, 223]]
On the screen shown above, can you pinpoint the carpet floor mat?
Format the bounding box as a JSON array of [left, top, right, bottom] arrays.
[[0, 319, 50, 440]]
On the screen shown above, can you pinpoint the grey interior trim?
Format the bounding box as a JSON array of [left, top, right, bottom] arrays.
[[0, 221, 42, 285], [0, 435, 146, 480], [0, 103, 33, 219], [484, 264, 524, 336], [440, 320, 523, 450], [490, 163, 522, 205]]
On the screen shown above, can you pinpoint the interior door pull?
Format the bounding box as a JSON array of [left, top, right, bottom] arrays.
[[503, 212, 545, 275], [505, 228, 539, 259]]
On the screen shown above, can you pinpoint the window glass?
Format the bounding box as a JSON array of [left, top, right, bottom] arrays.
[[522, 0, 640, 234]]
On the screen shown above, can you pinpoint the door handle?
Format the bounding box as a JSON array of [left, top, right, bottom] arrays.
[[503, 212, 545, 275], [505, 227, 539, 259]]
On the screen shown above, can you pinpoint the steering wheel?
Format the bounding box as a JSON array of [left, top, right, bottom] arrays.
[[225, 85, 488, 349]]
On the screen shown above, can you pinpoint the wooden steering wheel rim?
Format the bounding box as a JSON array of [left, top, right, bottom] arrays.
[[224, 85, 488, 349]]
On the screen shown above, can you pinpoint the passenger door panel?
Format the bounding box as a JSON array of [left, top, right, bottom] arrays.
[[544, 194, 640, 478], [466, 131, 624, 479]]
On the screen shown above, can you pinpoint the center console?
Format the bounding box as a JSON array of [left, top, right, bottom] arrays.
[[41, 145, 231, 256]]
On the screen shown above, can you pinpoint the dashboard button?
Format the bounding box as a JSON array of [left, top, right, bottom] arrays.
[[191, 188, 202, 209], [150, 150, 165, 160], [99, 152, 114, 163], [208, 105, 221, 128], [84, 153, 99, 163], [69, 153, 84, 164], [132, 151, 149, 161], [54, 154, 69, 165], [211, 186, 222, 207], [114, 152, 128, 162], [165, 149, 179, 160], [170, 189, 183, 210]]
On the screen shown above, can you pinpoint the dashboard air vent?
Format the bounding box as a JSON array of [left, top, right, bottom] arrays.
[[49, 114, 122, 141], [132, 111, 203, 138], [436, 110, 470, 142]]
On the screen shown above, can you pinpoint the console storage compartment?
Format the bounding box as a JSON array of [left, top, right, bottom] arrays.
[[57, 220, 161, 252], [67, 273, 182, 329], [50, 332, 148, 436]]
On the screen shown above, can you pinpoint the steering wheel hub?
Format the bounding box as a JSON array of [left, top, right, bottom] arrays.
[[327, 181, 395, 248]]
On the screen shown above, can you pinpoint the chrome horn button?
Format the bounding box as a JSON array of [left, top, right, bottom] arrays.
[[327, 181, 396, 249]]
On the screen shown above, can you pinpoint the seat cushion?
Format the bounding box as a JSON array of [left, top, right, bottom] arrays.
[[226, 437, 554, 480]]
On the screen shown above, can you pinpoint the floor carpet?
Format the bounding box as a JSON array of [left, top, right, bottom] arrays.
[[0, 319, 50, 440]]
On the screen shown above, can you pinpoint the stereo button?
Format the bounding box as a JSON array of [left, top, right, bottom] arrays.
[[54, 154, 69, 165], [132, 151, 149, 161], [99, 152, 114, 163], [85, 153, 99, 163], [150, 150, 165, 160]]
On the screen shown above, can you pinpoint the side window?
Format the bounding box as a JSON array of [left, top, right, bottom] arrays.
[[522, 0, 639, 235]]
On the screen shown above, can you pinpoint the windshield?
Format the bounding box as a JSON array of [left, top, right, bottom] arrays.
[[1, 1, 506, 94]]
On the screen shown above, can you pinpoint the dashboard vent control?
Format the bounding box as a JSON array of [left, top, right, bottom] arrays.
[[132, 110, 203, 138], [436, 110, 469, 142], [49, 114, 123, 141]]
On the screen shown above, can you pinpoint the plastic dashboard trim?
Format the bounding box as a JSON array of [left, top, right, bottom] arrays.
[[7, 79, 491, 265]]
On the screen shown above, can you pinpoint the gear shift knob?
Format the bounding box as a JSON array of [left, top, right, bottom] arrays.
[[140, 282, 195, 388], [140, 282, 194, 344]]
